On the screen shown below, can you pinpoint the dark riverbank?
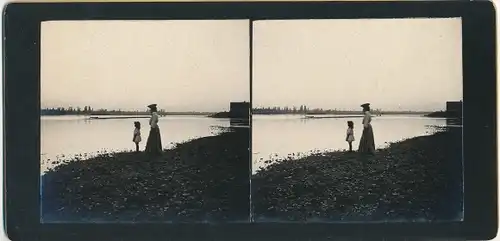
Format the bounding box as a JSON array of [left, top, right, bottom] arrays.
[[304, 115, 364, 119], [88, 116, 150, 120], [41, 129, 250, 223], [208, 111, 250, 119], [425, 111, 461, 118], [252, 112, 429, 116], [208, 111, 231, 118], [252, 127, 463, 222], [41, 108, 213, 116]]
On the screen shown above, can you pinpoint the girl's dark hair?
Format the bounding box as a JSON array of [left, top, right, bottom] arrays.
[[363, 106, 371, 112], [347, 121, 354, 127], [134, 121, 141, 128], [150, 106, 158, 112]]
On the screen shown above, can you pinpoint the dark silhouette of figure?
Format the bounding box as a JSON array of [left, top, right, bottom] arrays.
[[358, 103, 376, 155], [145, 104, 163, 156]]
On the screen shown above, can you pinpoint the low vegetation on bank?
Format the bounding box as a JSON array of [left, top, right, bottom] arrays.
[[41, 129, 250, 223], [252, 127, 463, 222]]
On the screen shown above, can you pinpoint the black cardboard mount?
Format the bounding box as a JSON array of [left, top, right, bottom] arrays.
[[3, 1, 497, 240]]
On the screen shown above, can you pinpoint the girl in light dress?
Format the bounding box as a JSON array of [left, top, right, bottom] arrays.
[[346, 121, 355, 152], [133, 121, 142, 152]]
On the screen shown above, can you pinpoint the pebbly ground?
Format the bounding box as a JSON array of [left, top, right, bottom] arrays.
[[252, 127, 463, 222], [41, 126, 462, 223], [41, 129, 250, 223]]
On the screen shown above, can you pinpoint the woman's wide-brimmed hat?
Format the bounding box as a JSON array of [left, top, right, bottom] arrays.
[[360, 103, 370, 108], [147, 104, 157, 109]]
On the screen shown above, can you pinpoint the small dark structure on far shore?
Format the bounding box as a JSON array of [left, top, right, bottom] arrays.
[[208, 102, 250, 126], [229, 102, 250, 126], [445, 101, 463, 126], [425, 101, 463, 122], [230, 102, 250, 119], [446, 101, 463, 118]]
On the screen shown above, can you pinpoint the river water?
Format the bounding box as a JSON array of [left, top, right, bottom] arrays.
[[251, 114, 451, 174], [41, 114, 454, 175], [40, 115, 231, 173]]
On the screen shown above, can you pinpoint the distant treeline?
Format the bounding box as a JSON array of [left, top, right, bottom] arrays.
[[252, 106, 431, 115], [41, 106, 213, 116], [42, 106, 434, 116]]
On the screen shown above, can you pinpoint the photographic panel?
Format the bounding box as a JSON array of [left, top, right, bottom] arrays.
[[40, 19, 251, 223], [251, 18, 464, 223]]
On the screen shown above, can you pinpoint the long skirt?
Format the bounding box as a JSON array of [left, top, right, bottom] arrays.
[[358, 124, 376, 154], [145, 127, 163, 155]]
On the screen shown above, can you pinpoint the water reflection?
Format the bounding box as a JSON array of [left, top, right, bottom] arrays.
[[251, 114, 451, 174], [230, 118, 250, 127], [41, 115, 231, 173], [446, 117, 463, 127]]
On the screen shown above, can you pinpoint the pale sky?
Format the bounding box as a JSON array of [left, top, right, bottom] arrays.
[[41, 20, 250, 112], [253, 18, 463, 111]]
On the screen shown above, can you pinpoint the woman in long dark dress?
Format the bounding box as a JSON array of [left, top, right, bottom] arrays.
[[358, 103, 376, 155], [145, 104, 163, 156]]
